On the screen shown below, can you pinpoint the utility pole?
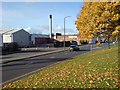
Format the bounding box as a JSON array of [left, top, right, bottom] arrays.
[[63, 16, 71, 50]]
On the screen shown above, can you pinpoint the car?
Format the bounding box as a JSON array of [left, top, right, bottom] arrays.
[[69, 45, 80, 51]]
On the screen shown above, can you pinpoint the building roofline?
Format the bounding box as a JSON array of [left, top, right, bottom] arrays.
[[3, 29, 29, 34]]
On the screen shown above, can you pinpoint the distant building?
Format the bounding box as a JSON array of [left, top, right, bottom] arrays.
[[53, 33, 62, 39], [0, 34, 3, 47], [78, 36, 105, 44], [3, 29, 30, 47], [31, 34, 49, 45], [0, 30, 9, 47], [35, 37, 52, 45], [88, 38, 97, 44], [54, 34, 78, 43]]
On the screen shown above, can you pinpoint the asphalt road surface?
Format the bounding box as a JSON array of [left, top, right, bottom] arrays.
[[1, 44, 108, 86]]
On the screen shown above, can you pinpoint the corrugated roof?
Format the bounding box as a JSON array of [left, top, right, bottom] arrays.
[[0, 29, 29, 35], [31, 34, 49, 38], [0, 30, 9, 34], [4, 29, 20, 34]]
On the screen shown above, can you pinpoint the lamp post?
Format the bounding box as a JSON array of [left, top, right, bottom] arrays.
[[63, 16, 71, 50]]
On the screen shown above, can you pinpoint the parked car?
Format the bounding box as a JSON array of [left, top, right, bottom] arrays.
[[69, 45, 80, 51]]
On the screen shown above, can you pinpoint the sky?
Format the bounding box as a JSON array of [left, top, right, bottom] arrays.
[[1, 2, 84, 35]]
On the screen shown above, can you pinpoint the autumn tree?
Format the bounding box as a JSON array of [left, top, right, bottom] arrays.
[[76, 1, 120, 43]]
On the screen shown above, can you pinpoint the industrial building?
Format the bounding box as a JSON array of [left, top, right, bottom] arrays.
[[52, 34, 78, 47], [55, 34, 78, 42], [3, 29, 30, 47], [0, 34, 3, 47], [0, 30, 8, 47], [31, 34, 50, 46]]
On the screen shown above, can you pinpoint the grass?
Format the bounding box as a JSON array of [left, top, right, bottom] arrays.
[[3, 46, 119, 88]]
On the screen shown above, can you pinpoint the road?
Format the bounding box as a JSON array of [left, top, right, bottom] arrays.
[[1, 47, 65, 64], [1, 44, 108, 86]]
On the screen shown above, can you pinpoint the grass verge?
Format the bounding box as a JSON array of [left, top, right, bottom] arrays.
[[3, 46, 119, 88]]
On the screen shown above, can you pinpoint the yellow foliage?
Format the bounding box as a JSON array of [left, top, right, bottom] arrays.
[[101, 11, 111, 18], [111, 14, 120, 21], [96, 42, 102, 46], [115, 26, 120, 31], [76, 2, 120, 40], [112, 26, 120, 35], [112, 30, 118, 35]]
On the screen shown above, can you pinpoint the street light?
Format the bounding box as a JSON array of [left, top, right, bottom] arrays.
[[63, 16, 71, 50]]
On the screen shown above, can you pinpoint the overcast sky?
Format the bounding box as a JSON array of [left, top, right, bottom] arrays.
[[2, 2, 84, 35]]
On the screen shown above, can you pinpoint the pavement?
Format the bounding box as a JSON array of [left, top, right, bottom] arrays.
[[1, 47, 69, 64]]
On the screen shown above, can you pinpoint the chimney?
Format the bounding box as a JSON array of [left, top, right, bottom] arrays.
[[49, 15, 52, 38]]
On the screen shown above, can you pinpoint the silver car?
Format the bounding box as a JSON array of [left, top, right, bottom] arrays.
[[69, 45, 80, 51]]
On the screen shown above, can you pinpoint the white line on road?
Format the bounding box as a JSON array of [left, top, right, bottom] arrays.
[[92, 47, 102, 50], [50, 57, 55, 58]]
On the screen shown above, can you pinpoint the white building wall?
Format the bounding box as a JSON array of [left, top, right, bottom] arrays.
[[0, 34, 3, 47], [13, 30, 30, 47], [89, 38, 97, 44], [3, 34, 13, 43]]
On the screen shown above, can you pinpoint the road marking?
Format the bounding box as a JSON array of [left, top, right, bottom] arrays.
[[92, 47, 102, 50], [50, 57, 55, 58]]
